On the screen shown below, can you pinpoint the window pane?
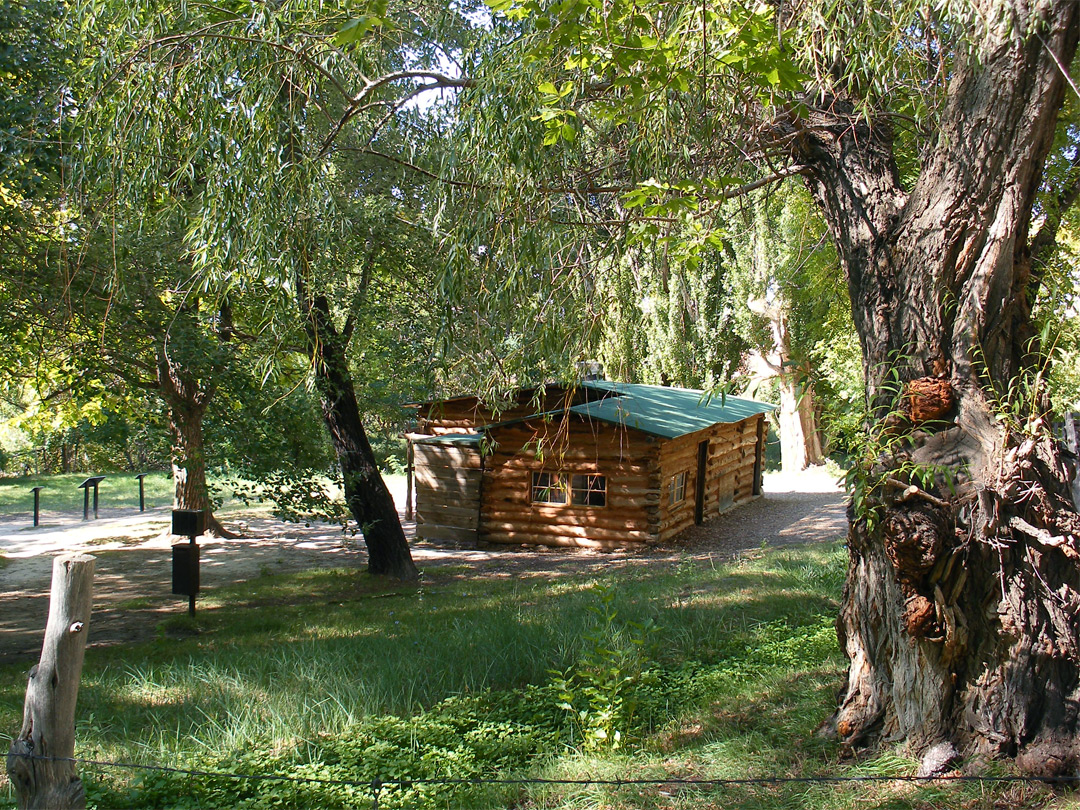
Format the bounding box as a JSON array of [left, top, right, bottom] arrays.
[[670, 471, 687, 504], [570, 474, 606, 507], [532, 472, 567, 504]]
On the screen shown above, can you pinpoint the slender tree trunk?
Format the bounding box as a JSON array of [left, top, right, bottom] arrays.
[[776, 371, 823, 472], [789, 0, 1080, 774], [773, 313, 824, 472], [300, 289, 419, 580]]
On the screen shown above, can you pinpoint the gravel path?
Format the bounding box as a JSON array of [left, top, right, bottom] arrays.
[[0, 467, 845, 663]]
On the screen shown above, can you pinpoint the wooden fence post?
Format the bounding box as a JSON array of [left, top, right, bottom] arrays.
[[6, 554, 95, 810]]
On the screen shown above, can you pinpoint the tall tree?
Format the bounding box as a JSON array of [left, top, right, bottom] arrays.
[[733, 190, 839, 472], [458, 0, 1080, 774], [73, 0, 475, 578]]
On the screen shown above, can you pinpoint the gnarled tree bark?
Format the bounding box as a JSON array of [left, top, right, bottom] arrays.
[[789, 0, 1080, 774]]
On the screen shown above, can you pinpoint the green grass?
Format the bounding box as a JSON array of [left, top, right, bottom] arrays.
[[0, 542, 1068, 809], [0, 472, 175, 515], [0, 471, 330, 518]]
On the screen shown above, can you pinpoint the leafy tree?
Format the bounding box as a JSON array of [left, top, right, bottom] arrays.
[[727, 189, 846, 471], [459, 0, 1080, 775], [73, 0, 478, 578]]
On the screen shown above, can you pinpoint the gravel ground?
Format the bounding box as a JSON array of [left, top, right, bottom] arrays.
[[0, 467, 845, 662]]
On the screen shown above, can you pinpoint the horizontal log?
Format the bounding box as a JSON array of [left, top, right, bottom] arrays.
[[711, 448, 758, 468], [414, 457, 484, 473], [414, 445, 483, 466], [418, 525, 480, 544], [480, 510, 650, 532], [659, 520, 696, 541], [415, 468, 483, 488], [480, 531, 647, 550], [478, 493, 659, 512], [417, 506, 479, 524], [480, 522, 654, 544], [416, 484, 480, 503], [416, 476, 480, 493], [478, 477, 659, 495], [416, 502, 481, 519], [662, 441, 757, 469], [492, 456, 658, 472], [418, 513, 479, 531]]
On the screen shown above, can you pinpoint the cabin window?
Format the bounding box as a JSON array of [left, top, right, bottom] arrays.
[[531, 472, 607, 506], [531, 472, 568, 504], [570, 474, 607, 507], [669, 471, 688, 505]]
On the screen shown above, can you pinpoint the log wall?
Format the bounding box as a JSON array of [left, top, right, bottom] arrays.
[[480, 417, 662, 549], [413, 441, 483, 544], [657, 414, 767, 542]]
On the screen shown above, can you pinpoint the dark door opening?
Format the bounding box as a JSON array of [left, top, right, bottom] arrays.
[[694, 440, 708, 525]]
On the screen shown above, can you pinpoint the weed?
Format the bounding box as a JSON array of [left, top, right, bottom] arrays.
[[548, 584, 658, 751]]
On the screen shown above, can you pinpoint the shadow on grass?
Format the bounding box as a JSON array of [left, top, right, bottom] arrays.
[[0, 540, 1043, 810]]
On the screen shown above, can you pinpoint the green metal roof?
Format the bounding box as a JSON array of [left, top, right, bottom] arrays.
[[411, 432, 484, 447], [566, 381, 775, 439]]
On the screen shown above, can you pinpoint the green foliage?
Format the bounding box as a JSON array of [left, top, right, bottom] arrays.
[[112, 696, 549, 809], [231, 469, 351, 530], [0, 0, 71, 200], [0, 541, 1036, 807], [548, 584, 657, 750], [840, 368, 954, 535], [814, 328, 865, 459]]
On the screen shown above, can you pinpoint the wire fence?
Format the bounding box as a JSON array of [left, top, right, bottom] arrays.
[[9, 752, 1080, 810]]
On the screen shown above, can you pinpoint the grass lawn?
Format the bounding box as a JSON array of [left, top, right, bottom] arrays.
[[0, 471, 371, 519], [0, 541, 1074, 809], [0, 472, 175, 515]]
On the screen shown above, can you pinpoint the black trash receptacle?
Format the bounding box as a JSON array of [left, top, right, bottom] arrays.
[[171, 509, 206, 538], [172, 542, 200, 596]]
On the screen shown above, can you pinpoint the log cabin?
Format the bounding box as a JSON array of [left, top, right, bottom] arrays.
[[406, 381, 774, 549]]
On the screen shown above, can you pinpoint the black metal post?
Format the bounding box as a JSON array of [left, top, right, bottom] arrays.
[[78, 477, 107, 521], [188, 535, 197, 616], [31, 486, 43, 527], [136, 473, 147, 511]]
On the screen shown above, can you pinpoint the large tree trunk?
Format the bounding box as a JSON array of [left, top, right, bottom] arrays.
[[749, 298, 824, 472], [790, 1, 1080, 774], [776, 369, 823, 472], [156, 342, 234, 537], [300, 289, 419, 581]]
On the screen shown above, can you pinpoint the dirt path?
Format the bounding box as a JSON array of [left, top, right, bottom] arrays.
[[0, 468, 845, 662]]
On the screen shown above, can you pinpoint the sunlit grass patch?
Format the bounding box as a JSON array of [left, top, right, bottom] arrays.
[[1, 539, 1059, 809]]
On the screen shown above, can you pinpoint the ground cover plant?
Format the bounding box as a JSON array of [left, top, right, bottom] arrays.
[[1, 542, 1076, 809]]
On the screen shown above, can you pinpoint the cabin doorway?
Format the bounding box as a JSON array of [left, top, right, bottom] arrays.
[[694, 440, 708, 524]]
